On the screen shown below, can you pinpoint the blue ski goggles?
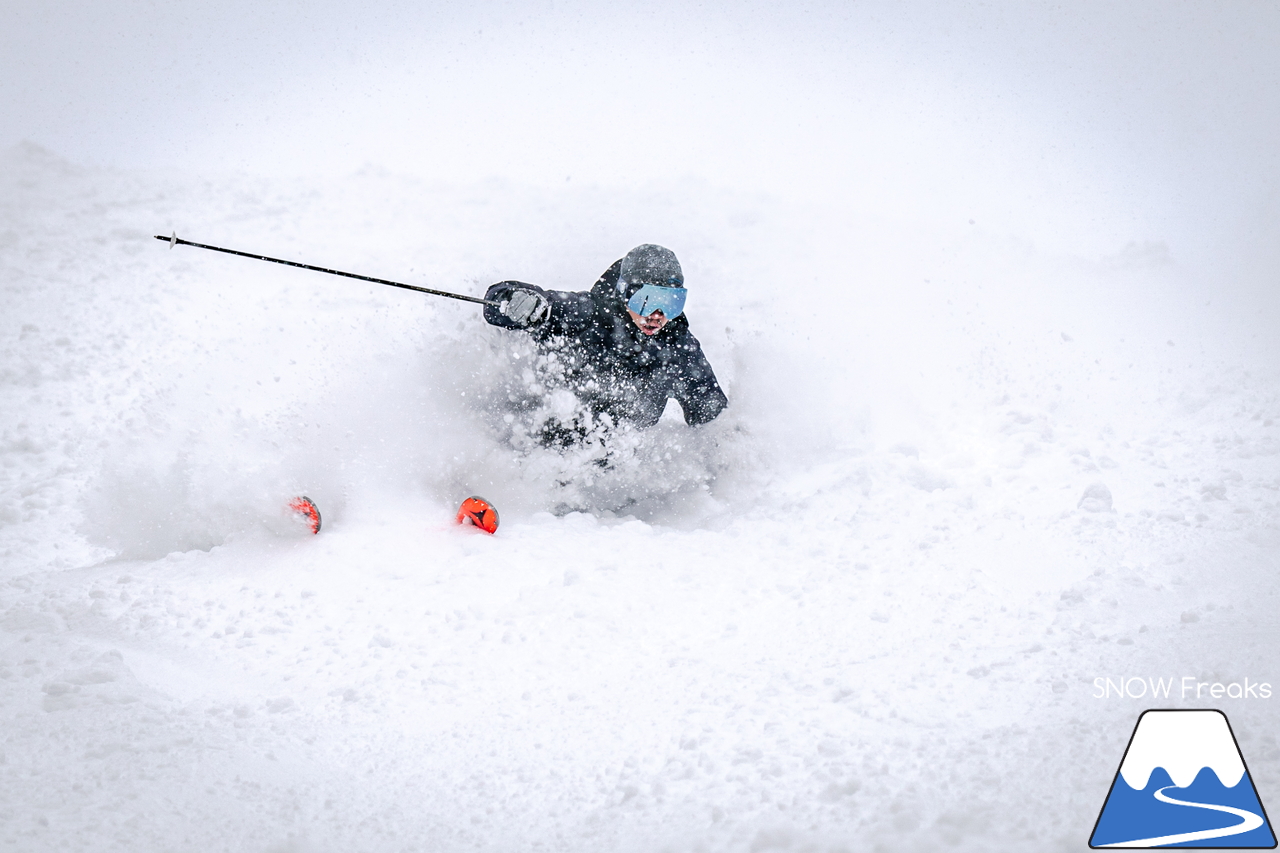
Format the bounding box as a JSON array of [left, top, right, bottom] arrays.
[[626, 284, 687, 319]]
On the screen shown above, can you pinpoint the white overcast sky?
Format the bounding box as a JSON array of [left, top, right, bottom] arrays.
[[4, 1, 1279, 275]]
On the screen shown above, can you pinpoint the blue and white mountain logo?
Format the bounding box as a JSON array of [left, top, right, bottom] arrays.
[[1090, 709, 1276, 848]]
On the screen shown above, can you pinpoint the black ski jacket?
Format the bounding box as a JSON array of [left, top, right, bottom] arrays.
[[483, 259, 728, 429]]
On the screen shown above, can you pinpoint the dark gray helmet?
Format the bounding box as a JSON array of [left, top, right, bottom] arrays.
[[617, 244, 683, 299]]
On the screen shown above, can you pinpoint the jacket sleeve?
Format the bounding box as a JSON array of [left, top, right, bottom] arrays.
[[483, 281, 597, 337], [672, 329, 729, 426]]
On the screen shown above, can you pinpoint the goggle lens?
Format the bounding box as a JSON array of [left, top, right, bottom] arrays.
[[627, 284, 686, 319]]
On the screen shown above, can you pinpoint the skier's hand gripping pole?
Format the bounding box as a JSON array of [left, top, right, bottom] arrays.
[[154, 233, 498, 306], [499, 289, 551, 327]]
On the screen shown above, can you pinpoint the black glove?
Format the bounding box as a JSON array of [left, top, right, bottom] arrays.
[[500, 289, 550, 327]]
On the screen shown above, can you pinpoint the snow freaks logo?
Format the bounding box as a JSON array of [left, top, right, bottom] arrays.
[[1094, 677, 1273, 701], [1090, 710, 1277, 848]]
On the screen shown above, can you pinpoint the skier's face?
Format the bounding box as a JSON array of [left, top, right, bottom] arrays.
[[628, 308, 669, 336]]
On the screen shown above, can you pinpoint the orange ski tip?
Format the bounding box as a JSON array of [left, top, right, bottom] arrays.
[[456, 495, 499, 534], [288, 496, 322, 535]]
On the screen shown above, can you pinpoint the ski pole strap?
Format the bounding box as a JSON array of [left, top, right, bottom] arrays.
[[153, 233, 497, 306]]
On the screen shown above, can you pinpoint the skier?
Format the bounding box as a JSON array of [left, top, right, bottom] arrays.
[[483, 244, 728, 444]]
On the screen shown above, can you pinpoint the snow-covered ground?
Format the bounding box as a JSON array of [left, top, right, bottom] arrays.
[[3, 140, 1278, 852], [4, 3, 1280, 851]]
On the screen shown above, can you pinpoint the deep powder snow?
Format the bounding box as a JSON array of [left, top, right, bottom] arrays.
[[1, 144, 1279, 852]]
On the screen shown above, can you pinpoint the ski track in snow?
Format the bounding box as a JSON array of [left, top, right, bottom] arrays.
[[1, 144, 1280, 852]]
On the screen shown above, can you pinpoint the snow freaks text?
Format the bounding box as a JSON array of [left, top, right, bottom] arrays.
[[1093, 677, 1273, 700]]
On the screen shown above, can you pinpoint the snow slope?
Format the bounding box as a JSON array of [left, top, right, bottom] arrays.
[[1, 137, 1279, 853]]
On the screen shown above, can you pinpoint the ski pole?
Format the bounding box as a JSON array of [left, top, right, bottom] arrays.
[[153, 232, 498, 306]]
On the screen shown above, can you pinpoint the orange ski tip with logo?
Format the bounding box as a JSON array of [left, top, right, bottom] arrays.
[[288, 496, 322, 535], [457, 496, 499, 534]]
